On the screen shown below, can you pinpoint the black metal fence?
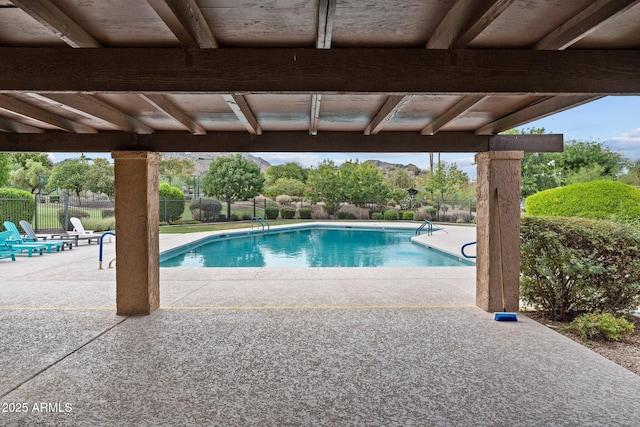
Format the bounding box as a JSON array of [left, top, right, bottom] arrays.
[[0, 194, 115, 232], [1, 195, 477, 232]]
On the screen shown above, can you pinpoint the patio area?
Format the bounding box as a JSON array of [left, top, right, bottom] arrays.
[[1, 225, 639, 426]]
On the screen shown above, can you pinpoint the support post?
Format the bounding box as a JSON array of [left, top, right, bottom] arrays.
[[112, 151, 160, 315], [475, 151, 524, 313]]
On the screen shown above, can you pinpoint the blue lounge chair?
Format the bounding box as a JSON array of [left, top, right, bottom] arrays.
[[0, 234, 17, 261], [0, 231, 45, 257], [19, 220, 74, 250], [4, 221, 68, 253]]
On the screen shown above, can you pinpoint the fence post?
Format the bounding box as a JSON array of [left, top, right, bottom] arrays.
[[34, 194, 39, 231], [64, 193, 70, 231], [253, 198, 256, 218]]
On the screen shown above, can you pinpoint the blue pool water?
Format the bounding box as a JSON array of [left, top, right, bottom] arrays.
[[160, 227, 474, 268]]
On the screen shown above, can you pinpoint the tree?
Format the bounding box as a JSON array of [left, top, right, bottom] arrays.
[[263, 177, 306, 198], [10, 153, 53, 169], [85, 158, 115, 197], [202, 154, 264, 221], [10, 159, 50, 194], [306, 159, 390, 216], [159, 182, 185, 223], [47, 157, 91, 197], [619, 160, 640, 186], [339, 160, 389, 204], [0, 153, 13, 187], [562, 140, 628, 181], [305, 160, 342, 216], [424, 161, 469, 201], [265, 162, 308, 184]]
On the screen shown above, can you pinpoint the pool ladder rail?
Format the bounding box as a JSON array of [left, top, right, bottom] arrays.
[[415, 220, 433, 236], [461, 241, 477, 259], [251, 217, 270, 234]]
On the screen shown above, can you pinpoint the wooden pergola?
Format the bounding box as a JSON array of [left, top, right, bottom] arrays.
[[1, 0, 639, 314]]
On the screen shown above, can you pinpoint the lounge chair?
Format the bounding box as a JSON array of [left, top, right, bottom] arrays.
[[0, 231, 46, 257], [19, 220, 74, 250], [3, 221, 66, 254], [0, 234, 17, 261], [68, 217, 102, 245]]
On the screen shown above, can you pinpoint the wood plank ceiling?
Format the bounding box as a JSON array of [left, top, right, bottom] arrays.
[[0, 0, 639, 153]]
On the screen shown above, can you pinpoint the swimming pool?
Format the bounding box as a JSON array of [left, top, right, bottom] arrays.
[[160, 226, 474, 268]]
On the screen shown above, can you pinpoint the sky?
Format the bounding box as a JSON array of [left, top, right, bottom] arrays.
[[51, 96, 640, 180]]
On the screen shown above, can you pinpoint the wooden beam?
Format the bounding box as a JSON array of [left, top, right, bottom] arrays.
[[0, 94, 96, 133], [309, 94, 322, 136], [475, 95, 601, 135], [317, 0, 337, 49], [364, 95, 413, 135], [11, 0, 100, 48], [1, 48, 638, 95], [0, 117, 46, 133], [535, 0, 640, 50], [140, 94, 206, 135], [146, 0, 218, 48], [32, 93, 154, 134], [421, 95, 486, 135], [427, 0, 515, 49], [0, 131, 562, 154], [221, 94, 261, 135], [490, 134, 563, 152], [454, 0, 515, 48]]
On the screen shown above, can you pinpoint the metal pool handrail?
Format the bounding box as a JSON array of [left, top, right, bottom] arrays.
[[461, 241, 476, 259], [416, 220, 433, 236], [251, 217, 270, 233], [98, 231, 116, 269]]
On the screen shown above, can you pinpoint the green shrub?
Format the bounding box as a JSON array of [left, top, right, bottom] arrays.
[[159, 183, 185, 223], [265, 207, 279, 220], [0, 188, 35, 228], [525, 180, 640, 220], [241, 213, 252, 221], [403, 211, 415, 220], [101, 209, 115, 218], [189, 198, 222, 222], [336, 211, 356, 220], [383, 209, 399, 220], [81, 217, 115, 232], [298, 207, 312, 219], [566, 313, 635, 343], [230, 213, 240, 221], [520, 216, 640, 321], [280, 207, 296, 219], [371, 212, 383, 220], [58, 208, 89, 230]]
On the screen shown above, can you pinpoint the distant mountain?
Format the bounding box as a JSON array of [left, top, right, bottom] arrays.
[[364, 160, 424, 177], [161, 152, 271, 175]]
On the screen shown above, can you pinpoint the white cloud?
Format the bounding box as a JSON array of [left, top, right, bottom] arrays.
[[605, 128, 640, 160]]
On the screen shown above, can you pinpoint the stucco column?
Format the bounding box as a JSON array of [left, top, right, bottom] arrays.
[[475, 151, 524, 312], [112, 151, 161, 315]]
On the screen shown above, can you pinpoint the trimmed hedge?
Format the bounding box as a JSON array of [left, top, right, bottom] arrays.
[[403, 211, 415, 220], [525, 180, 640, 220], [520, 216, 640, 321], [383, 209, 398, 220], [265, 206, 279, 220], [159, 183, 185, 223], [189, 198, 222, 222], [280, 207, 296, 219], [298, 207, 312, 219], [0, 188, 34, 228]]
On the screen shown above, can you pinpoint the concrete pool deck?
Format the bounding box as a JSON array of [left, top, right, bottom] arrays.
[[1, 223, 639, 426]]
